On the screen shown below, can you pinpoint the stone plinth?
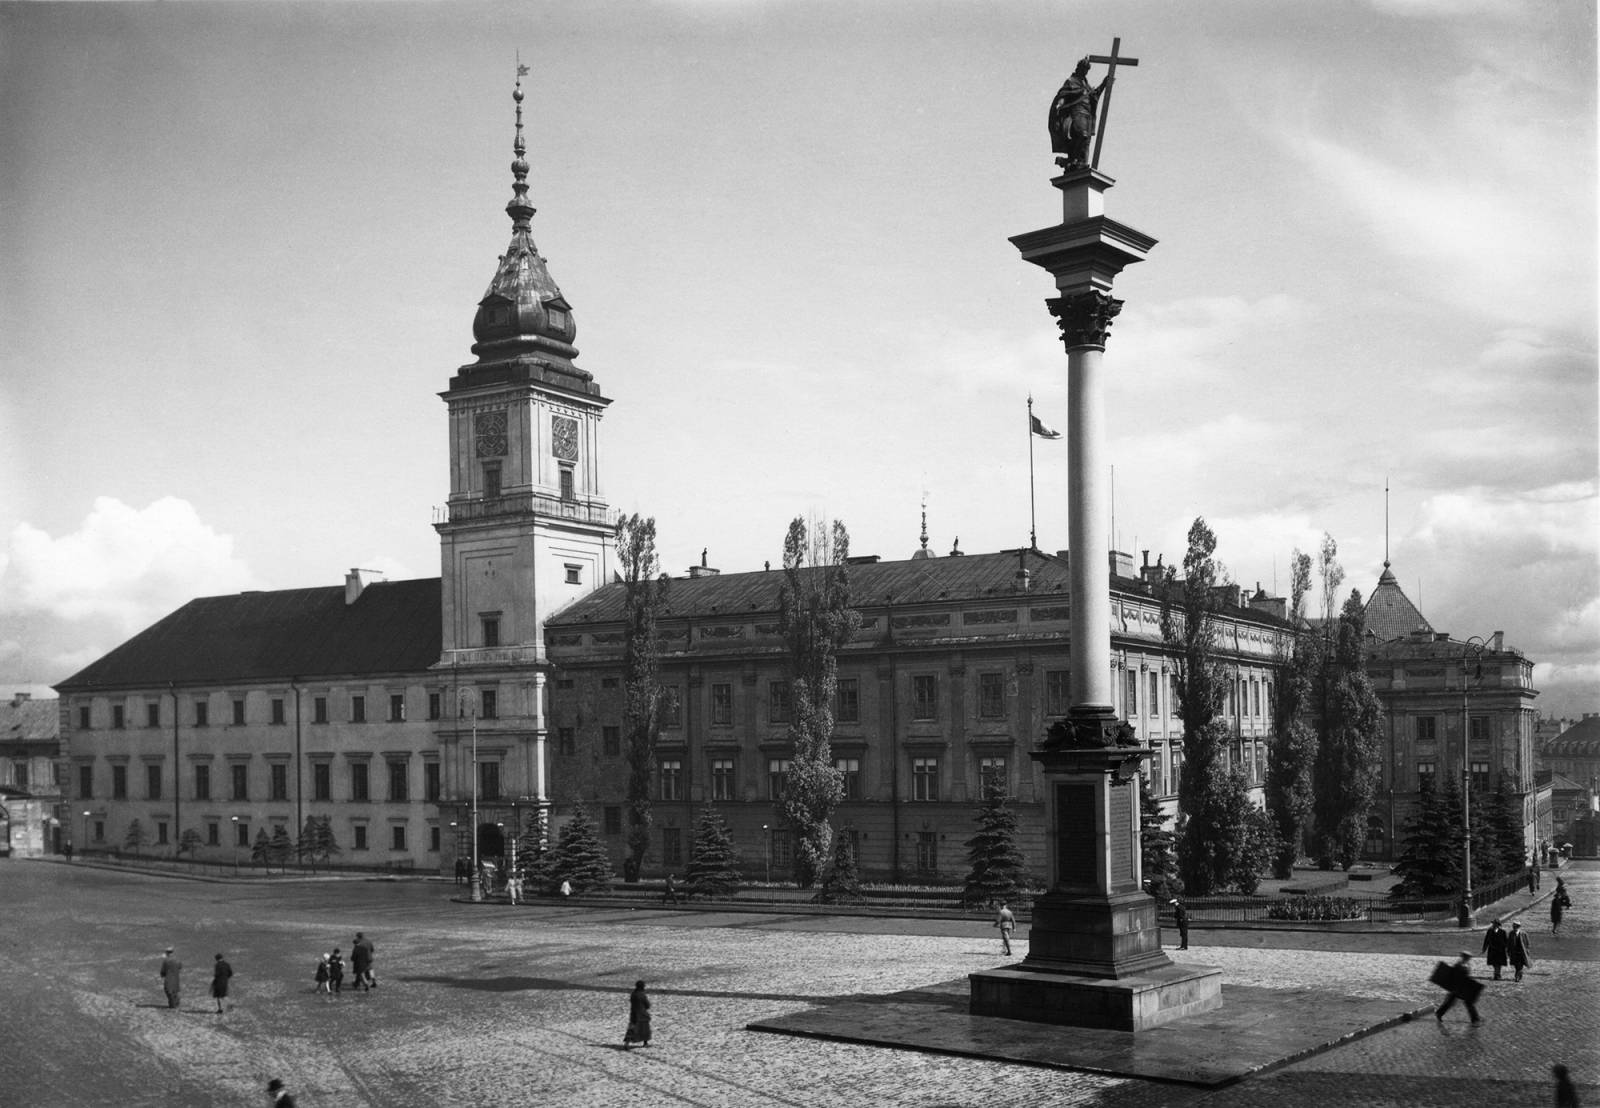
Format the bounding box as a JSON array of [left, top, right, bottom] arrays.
[[969, 961, 1223, 1032]]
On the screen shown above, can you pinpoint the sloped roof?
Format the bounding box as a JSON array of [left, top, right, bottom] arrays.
[[55, 579, 442, 691], [1363, 564, 1433, 642], [1544, 715, 1600, 758], [0, 696, 58, 743]]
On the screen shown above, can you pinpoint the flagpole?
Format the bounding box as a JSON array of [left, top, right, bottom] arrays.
[[1027, 396, 1038, 550]]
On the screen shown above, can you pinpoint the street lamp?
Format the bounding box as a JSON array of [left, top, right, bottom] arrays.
[[459, 689, 480, 902], [81, 810, 91, 857], [230, 815, 240, 873], [761, 823, 771, 884], [1458, 636, 1488, 924]]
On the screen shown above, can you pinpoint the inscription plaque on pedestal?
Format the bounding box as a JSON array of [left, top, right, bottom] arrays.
[[1056, 782, 1095, 885]]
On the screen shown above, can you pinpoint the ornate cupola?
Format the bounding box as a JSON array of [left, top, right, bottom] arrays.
[[458, 67, 599, 399]]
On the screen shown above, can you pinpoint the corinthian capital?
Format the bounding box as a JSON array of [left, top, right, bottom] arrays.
[[1046, 291, 1123, 351]]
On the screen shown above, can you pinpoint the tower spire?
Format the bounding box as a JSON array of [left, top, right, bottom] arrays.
[[508, 61, 535, 231]]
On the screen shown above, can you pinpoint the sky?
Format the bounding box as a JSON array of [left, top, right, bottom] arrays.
[[2, 0, 1595, 719]]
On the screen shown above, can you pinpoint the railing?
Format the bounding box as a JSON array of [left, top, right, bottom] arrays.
[[438, 492, 615, 527]]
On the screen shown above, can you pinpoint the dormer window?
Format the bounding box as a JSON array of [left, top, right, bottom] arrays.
[[546, 306, 569, 331]]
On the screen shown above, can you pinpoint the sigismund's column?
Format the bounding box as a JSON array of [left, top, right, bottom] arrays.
[[969, 60, 1222, 1031]]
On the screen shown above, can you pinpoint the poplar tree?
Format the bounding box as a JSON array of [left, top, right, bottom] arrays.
[[776, 515, 861, 888], [963, 776, 1031, 906], [685, 805, 743, 898], [1311, 588, 1385, 870], [616, 513, 667, 883], [1265, 548, 1319, 877], [552, 803, 615, 893]]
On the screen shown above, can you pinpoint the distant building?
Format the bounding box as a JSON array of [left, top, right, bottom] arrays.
[[0, 692, 64, 857], [1539, 714, 1600, 852]]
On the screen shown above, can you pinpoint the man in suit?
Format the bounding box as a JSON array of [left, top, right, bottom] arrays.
[[158, 947, 181, 1009]]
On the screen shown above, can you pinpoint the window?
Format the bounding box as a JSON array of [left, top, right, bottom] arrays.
[[429, 826, 441, 852], [916, 831, 938, 873], [354, 825, 368, 851], [660, 759, 682, 801], [392, 825, 407, 851], [93, 820, 105, 843], [1470, 760, 1491, 794], [1417, 761, 1437, 790], [604, 806, 622, 835], [769, 682, 792, 724], [113, 705, 125, 730], [912, 757, 939, 801], [662, 827, 683, 866], [231, 763, 248, 801], [194, 700, 208, 727], [112, 764, 127, 800], [206, 822, 219, 847], [482, 617, 500, 648], [835, 679, 859, 724], [1150, 746, 1165, 795], [1251, 679, 1261, 717], [979, 756, 1007, 794], [559, 465, 575, 501], [390, 694, 405, 722], [1125, 670, 1138, 719], [424, 762, 441, 802], [564, 564, 581, 585], [768, 758, 792, 800], [711, 684, 733, 726], [1416, 716, 1437, 742], [480, 689, 497, 720], [314, 697, 328, 724], [661, 687, 682, 728], [271, 698, 286, 725], [710, 758, 735, 802], [836, 757, 861, 800], [558, 727, 576, 756], [351, 695, 366, 723], [977, 672, 1005, 718], [771, 827, 793, 871], [388, 762, 408, 802], [146, 702, 160, 728], [12, 761, 26, 790], [79, 764, 92, 799], [270, 763, 288, 801], [78, 705, 90, 730], [1468, 716, 1490, 743], [912, 675, 938, 720], [601, 676, 620, 689], [421, 692, 437, 720], [1045, 670, 1069, 716], [232, 699, 245, 726], [194, 763, 211, 800], [1149, 672, 1160, 716], [351, 763, 370, 802], [603, 726, 622, 757], [156, 821, 168, 846], [479, 761, 500, 801], [146, 764, 162, 799], [483, 462, 502, 499], [312, 762, 330, 804]]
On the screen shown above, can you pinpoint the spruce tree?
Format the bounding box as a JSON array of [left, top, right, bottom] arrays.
[[122, 819, 147, 857], [297, 817, 320, 871], [251, 827, 273, 869], [516, 809, 559, 894], [1483, 783, 1527, 878], [817, 825, 864, 904], [1391, 778, 1464, 899], [963, 776, 1030, 907], [314, 816, 341, 867], [178, 827, 203, 858], [269, 825, 294, 870], [685, 805, 743, 898], [1139, 772, 1181, 900], [552, 803, 615, 893]]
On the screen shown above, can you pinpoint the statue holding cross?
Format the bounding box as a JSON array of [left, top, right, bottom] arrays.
[[1048, 38, 1139, 170]]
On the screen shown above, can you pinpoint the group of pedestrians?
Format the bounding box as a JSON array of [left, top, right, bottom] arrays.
[[1435, 876, 1577, 1024], [155, 947, 232, 1014], [311, 932, 376, 996]]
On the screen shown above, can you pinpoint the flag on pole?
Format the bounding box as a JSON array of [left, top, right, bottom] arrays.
[[1030, 413, 1062, 439]]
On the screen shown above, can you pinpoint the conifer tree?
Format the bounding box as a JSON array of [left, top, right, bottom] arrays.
[[515, 808, 559, 894], [122, 818, 147, 857], [251, 827, 273, 869], [1391, 777, 1464, 899], [963, 776, 1030, 907], [685, 805, 743, 898], [1139, 772, 1181, 900], [817, 825, 864, 904], [552, 803, 615, 893], [269, 825, 294, 870], [1483, 784, 1527, 878], [178, 827, 204, 858]]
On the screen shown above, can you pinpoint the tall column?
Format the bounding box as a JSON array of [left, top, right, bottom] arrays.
[[1065, 337, 1112, 714]]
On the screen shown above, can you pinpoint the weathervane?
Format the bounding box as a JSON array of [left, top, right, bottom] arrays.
[[1048, 37, 1139, 170]]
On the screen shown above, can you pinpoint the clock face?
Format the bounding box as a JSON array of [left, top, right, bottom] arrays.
[[552, 416, 579, 461], [474, 410, 508, 458]]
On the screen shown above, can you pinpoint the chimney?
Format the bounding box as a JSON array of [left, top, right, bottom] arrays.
[[688, 549, 720, 579], [1491, 630, 1504, 651], [345, 567, 385, 605], [11, 692, 30, 708], [1140, 552, 1165, 588]]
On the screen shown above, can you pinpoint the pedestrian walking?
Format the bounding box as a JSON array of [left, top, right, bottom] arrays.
[[351, 932, 375, 990], [1481, 919, 1508, 979], [506, 874, 521, 905], [1507, 921, 1533, 982], [623, 980, 652, 1048], [994, 901, 1016, 956], [1552, 879, 1572, 934], [559, 878, 572, 899], [64, 841, 73, 862], [210, 953, 233, 1014], [328, 948, 344, 994], [663, 874, 679, 904], [1431, 951, 1482, 1024], [1528, 866, 1539, 895], [1554, 1063, 1580, 1108], [314, 954, 331, 997], [158, 947, 182, 1009], [1171, 897, 1191, 951], [266, 1077, 297, 1107]]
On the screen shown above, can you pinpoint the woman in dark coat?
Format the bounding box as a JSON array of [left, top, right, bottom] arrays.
[[623, 980, 652, 1048], [210, 953, 233, 1014], [1480, 919, 1509, 979], [1507, 921, 1533, 982], [1551, 879, 1571, 934]]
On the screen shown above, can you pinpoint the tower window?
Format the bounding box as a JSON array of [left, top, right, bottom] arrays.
[[483, 462, 502, 499], [482, 616, 501, 648], [564, 564, 581, 585], [559, 465, 575, 501]]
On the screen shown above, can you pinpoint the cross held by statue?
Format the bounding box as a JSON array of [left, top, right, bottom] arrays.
[[1086, 38, 1139, 169]]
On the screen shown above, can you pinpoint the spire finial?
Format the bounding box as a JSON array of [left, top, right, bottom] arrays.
[[1384, 476, 1391, 569], [507, 59, 535, 230], [919, 494, 929, 552]]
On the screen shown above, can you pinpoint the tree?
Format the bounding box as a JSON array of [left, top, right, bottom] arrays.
[[177, 828, 204, 857], [776, 515, 861, 888], [1482, 784, 1527, 879], [552, 803, 614, 893], [269, 825, 294, 871], [616, 513, 667, 883], [1310, 588, 1385, 869], [297, 816, 340, 871], [122, 819, 148, 857], [1139, 772, 1181, 901], [1265, 548, 1319, 877], [1391, 777, 1465, 899], [251, 827, 273, 870], [816, 825, 864, 905], [963, 776, 1031, 907], [685, 805, 743, 898], [1159, 517, 1240, 896], [515, 808, 559, 894]]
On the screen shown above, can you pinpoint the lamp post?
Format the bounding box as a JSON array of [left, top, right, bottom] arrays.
[[230, 815, 240, 873], [761, 823, 771, 884], [1459, 636, 1488, 924], [81, 809, 91, 857], [459, 689, 480, 902]]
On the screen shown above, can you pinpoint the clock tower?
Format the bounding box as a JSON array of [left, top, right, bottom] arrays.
[[434, 69, 614, 838]]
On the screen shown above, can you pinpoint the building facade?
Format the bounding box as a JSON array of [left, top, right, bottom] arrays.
[[1, 692, 64, 857]]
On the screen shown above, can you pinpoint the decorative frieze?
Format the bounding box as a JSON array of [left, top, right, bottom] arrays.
[[892, 613, 951, 630], [1030, 605, 1071, 622], [964, 609, 1019, 625]]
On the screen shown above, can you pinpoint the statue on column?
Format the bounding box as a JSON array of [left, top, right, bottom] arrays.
[[1049, 57, 1112, 168]]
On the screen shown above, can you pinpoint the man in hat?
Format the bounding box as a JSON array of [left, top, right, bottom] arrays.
[[1171, 897, 1190, 950], [1433, 951, 1482, 1023], [1507, 921, 1533, 982], [266, 1078, 297, 1107], [158, 947, 182, 1009]]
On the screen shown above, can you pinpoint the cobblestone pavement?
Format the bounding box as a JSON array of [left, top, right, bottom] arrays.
[[1, 861, 1594, 1107]]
